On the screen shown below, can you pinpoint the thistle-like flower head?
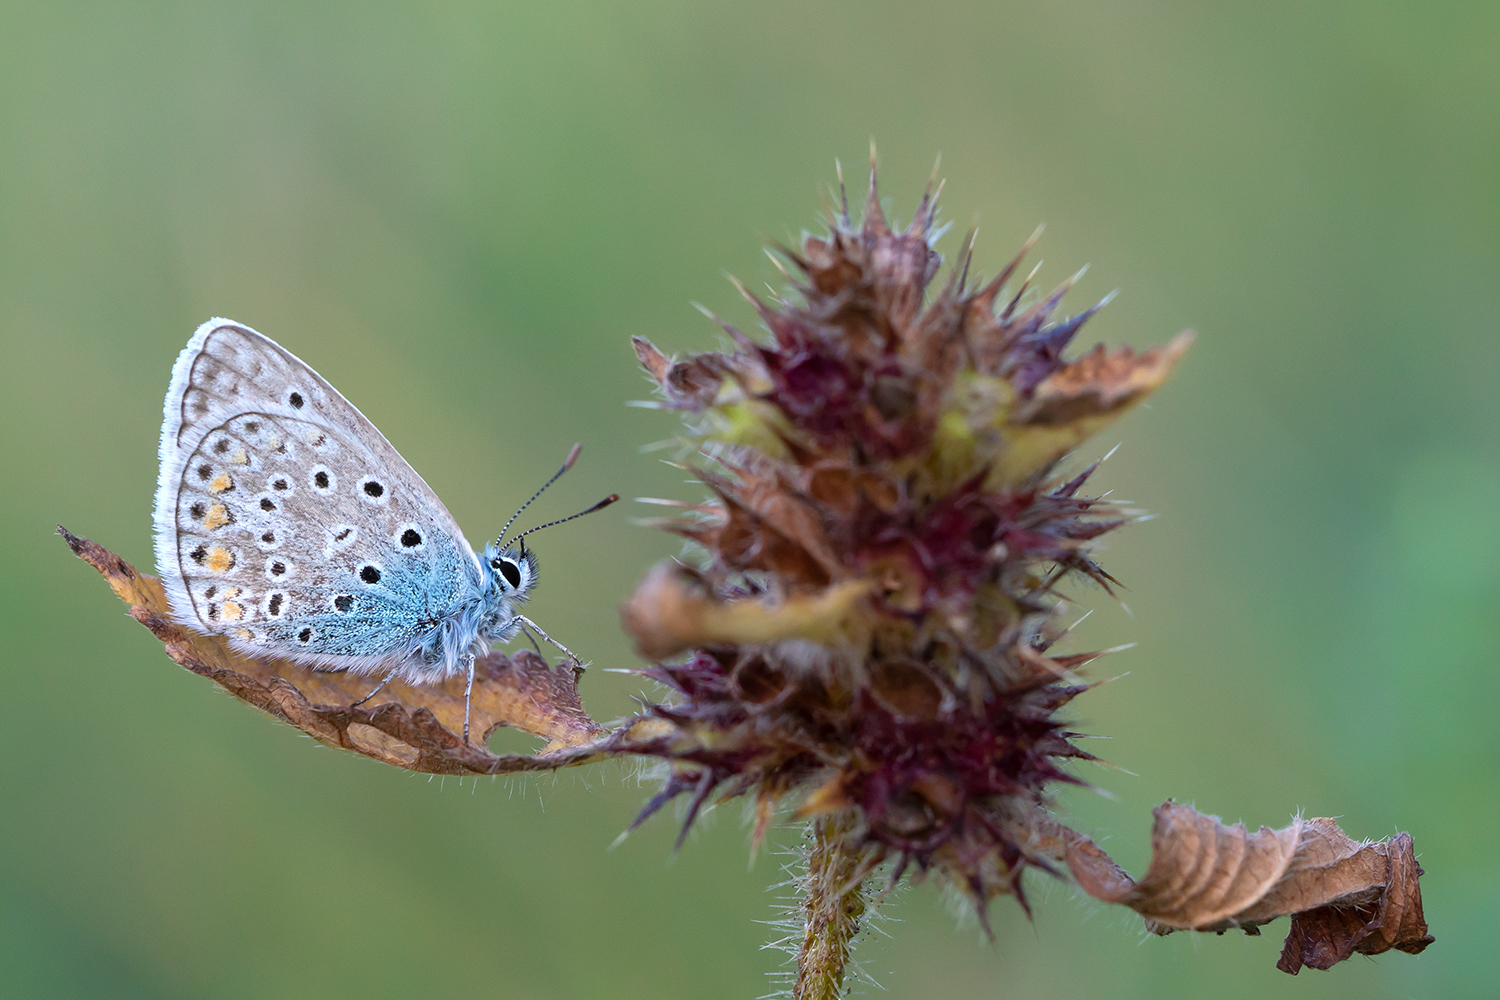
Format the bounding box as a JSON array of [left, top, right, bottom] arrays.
[[622, 159, 1193, 917]]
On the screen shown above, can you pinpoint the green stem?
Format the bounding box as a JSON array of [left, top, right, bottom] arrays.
[[794, 816, 869, 1000]]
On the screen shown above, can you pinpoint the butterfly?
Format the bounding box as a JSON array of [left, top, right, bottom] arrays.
[[152, 319, 616, 740]]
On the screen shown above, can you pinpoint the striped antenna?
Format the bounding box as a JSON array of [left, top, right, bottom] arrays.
[[495, 443, 582, 550], [511, 494, 620, 552]]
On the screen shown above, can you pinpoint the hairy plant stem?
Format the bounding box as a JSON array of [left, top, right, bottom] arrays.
[[794, 815, 869, 1000]]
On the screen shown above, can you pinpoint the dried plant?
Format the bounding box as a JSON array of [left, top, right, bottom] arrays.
[[66, 156, 1432, 998]]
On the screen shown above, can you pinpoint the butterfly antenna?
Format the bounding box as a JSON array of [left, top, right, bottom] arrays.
[[495, 443, 583, 549], [508, 494, 620, 547]]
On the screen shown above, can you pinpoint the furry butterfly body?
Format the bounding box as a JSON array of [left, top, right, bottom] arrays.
[[153, 319, 543, 700]]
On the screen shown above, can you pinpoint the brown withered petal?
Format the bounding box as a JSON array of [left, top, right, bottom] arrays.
[[1046, 801, 1432, 973], [631, 335, 737, 410], [61, 527, 619, 775], [633, 335, 674, 385], [997, 331, 1195, 484], [691, 459, 843, 587], [620, 561, 870, 661]]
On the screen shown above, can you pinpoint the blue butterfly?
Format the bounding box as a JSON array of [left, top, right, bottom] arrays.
[[153, 319, 614, 739]]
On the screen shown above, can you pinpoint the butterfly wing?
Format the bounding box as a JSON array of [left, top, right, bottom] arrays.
[[153, 319, 485, 673]]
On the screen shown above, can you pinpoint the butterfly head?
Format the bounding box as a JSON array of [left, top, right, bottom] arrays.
[[482, 541, 539, 601]]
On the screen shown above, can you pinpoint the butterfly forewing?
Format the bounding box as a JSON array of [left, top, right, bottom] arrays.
[[155, 321, 483, 672]]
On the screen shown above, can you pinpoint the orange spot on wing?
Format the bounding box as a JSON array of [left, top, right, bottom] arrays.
[[209, 473, 234, 494], [230, 449, 249, 465], [234, 628, 253, 640], [205, 546, 234, 573], [203, 503, 231, 530], [221, 601, 243, 621]]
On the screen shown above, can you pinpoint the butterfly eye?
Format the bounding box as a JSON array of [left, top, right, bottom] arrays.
[[492, 557, 523, 589]]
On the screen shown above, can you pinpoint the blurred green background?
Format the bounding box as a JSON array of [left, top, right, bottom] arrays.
[[2, 2, 1494, 997]]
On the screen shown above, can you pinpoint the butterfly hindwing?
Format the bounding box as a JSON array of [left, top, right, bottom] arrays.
[[154, 320, 484, 671]]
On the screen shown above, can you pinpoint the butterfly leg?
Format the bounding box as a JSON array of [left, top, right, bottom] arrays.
[[517, 622, 544, 656], [351, 673, 394, 708], [513, 615, 580, 664], [461, 653, 477, 744]]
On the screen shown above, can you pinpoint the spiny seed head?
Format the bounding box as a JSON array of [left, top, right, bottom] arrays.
[[622, 159, 1191, 916]]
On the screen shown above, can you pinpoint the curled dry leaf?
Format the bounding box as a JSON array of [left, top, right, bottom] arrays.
[[1042, 801, 1433, 974], [60, 527, 620, 775]]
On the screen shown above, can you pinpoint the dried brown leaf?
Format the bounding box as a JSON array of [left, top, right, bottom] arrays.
[[62, 527, 618, 775], [1275, 830, 1434, 973], [1041, 801, 1433, 973], [1124, 802, 1305, 928]]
